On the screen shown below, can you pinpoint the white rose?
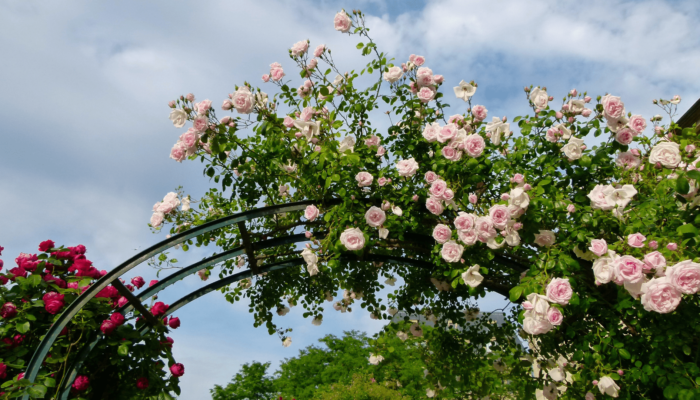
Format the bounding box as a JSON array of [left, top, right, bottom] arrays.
[[461, 264, 484, 288], [282, 337, 292, 347], [604, 184, 637, 208], [391, 205, 403, 216], [181, 196, 191, 211], [338, 136, 356, 153], [293, 120, 320, 141], [534, 230, 556, 247], [568, 99, 585, 114], [301, 248, 317, 265], [378, 228, 389, 239], [552, 123, 571, 140], [364, 206, 386, 228], [587, 184, 615, 210], [597, 376, 620, 398], [383, 66, 404, 83], [649, 142, 681, 168], [368, 354, 385, 365], [453, 80, 477, 101], [485, 117, 510, 146], [441, 240, 464, 263], [529, 87, 549, 109], [562, 137, 585, 160], [508, 187, 530, 210], [169, 109, 187, 128]]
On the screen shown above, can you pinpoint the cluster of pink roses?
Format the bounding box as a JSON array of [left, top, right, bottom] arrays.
[[521, 278, 572, 335], [422, 118, 487, 162], [587, 183, 637, 218], [168, 95, 212, 162], [150, 192, 189, 228], [589, 236, 700, 313]]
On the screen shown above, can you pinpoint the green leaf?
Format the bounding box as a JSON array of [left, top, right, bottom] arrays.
[[579, 155, 592, 167], [356, 42, 364, 49], [619, 348, 631, 359], [677, 224, 699, 238], [27, 384, 47, 398], [509, 286, 524, 302], [319, 86, 329, 96], [118, 343, 129, 356], [682, 345, 692, 356], [664, 385, 679, 399], [686, 169, 700, 182], [44, 377, 56, 388], [16, 321, 30, 334], [676, 177, 690, 195], [28, 274, 42, 287]]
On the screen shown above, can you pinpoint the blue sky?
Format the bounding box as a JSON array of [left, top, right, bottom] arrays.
[[1, 0, 699, 397]]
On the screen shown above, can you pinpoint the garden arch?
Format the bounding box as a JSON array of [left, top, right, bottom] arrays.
[[21, 198, 526, 398]]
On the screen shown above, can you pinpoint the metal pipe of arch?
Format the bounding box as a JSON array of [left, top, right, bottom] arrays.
[[22, 198, 340, 398]]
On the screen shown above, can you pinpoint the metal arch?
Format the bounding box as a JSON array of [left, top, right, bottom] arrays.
[[22, 198, 340, 393]]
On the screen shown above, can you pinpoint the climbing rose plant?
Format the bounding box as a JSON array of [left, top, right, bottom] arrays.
[[156, 9, 700, 399], [0, 242, 185, 398]]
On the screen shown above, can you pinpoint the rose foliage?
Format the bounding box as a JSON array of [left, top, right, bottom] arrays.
[[155, 8, 700, 400], [0, 243, 185, 398]]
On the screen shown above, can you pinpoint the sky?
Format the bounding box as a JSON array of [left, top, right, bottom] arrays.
[[1, 0, 699, 397]]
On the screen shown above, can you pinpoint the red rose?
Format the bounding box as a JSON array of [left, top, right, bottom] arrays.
[[100, 320, 117, 335], [110, 313, 125, 326], [151, 302, 169, 317], [38, 240, 55, 252], [72, 375, 89, 391], [131, 276, 145, 289], [170, 363, 185, 377], [168, 317, 181, 329], [136, 377, 149, 389], [0, 302, 17, 319]]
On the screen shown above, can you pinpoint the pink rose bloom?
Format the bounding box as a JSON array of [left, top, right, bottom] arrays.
[[261, 74, 270, 83], [667, 243, 678, 251], [170, 142, 187, 162], [616, 151, 641, 170], [463, 134, 485, 157], [475, 216, 497, 242], [381, 200, 391, 211], [547, 308, 563, 326], [589, 239, 608, 256], [441, 146, 462, 161], [314, 44, 325, 57], [396, 158, 419, 177], [582, 109, 592, 117], [458, 229, 478, 246], [377, 177, 388, 186], [627, 233, 646, 248], [534, 230, 556, 247], [364, 135, 380, 147], [1, 302, 17, 319], [196, 99, 212, 114], [304, 205, 319, 221], [471, 105, 488, 121], [299, 107, 314, 122], [454, 212, 476, 231], [425, 197, 444, 215], [283, 116, 295, 128], [417, 87, 435, 103], [469, 193, 478, 204], [151, 301, 169, 317], [488, 205, 511, 230], [110, 312, 125, 326], [567, 204, 576, 213], [523, 315, 553, 335], [185, 93, 195, 102], [150, 212, 164, 228], [364, 206, 386, 228], [433, 74, 444, 84], [340, 228, 365, 251], [232, 87, 255, 114], [412, 194, 419, 202], [270, 65, 285, 82], [628, 115, 647, 133], [602, 94, 625, 119], [304, 231, 312, 238], [511, 173, 524, 184], [546, 278, 573, 305], [437, 123, 458, 143], [665, 260, 700, 294], [376, 146, 386, 157], [641, 277, 681, 313], [441, 240, 464, 263], [522, 301, 533, 310], [424, 171, 438, 183], [43, 292, 65, 314], [136, 377, 149, 390], [615, 128, 635, 145], [117, 296, 129, 308], [432, 224, 452, 244], [614, 255, 645, 283], [648, 240, 658, 249], [442, 188, 455, 201], [170, 363, 185, 377], [414, 55, 425, 66], [179, 130, 200, 150], [131, 276, 145, 289], [100, 320, 117, 335], [355, 171, 373, 187], [642, 251, 666, 273], [307, 58, 318, 70], [72, 375, 90, 391], [334, 10, 352, 33], [290, 40, 309, 57], [429, 179, 447, 198]]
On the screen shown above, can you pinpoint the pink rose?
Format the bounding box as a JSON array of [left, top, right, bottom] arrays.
[[334, 10, 352, 33], [377, 177, 388, 186], [72, 375, 90, 391], [615, 127, 635, 145], [283, 116, 294, 128], [533, 230, 555, 247], [469, 193, 478, 204], [381, 200, 391, 211], [627, 233, 646, 248], [110, 312, 125, 326], [441, 145, 462, 161], [261, 74, 270, 83], [546, 278, 573, 305], [432, 224, 452, 244], [376, 146, 386, 157], [488, 205, 511, 230], [196, 99, 212, 114], [304, 205, 319, 221], [170, 363, 185, 377], [511, 173, 524, 184], [463, 134, 485, 157], [475, 216, 497, 242], [547, 308, 563, 326], [441, 240, 464, 263], [232, 87, 255, 114], [667, 243, 678, 251], [429, 179, 447, 198], [100, 319, 117, 335], [458, 229, 478, 246], [582, 109, 592, 117], [340, 228, 365, 251], [290, 40, 309, 57], [118, 296, 129, 307], [364, 207, 386, 228], [356, 171, 374, 187], [616, 151, 641, 170], [424, 171, 438, 183], [648, 240, 658, 249], [396, 158, 419, 177], [602, 94, 625, 120], [522, 301, 533, 310], [299, 107, 314, 122], [665, 260, 700, 294], [270, 65, 285, 81], [364, 135, 380, 147], [437, 123, 457, 143], [314, 44, 325, 57], [414, 55, 425, 66], [417, 87, 435, 103], [150, 212, 164, 228], [1, 302, 17, 319], [471, 105, 488, 121], [433, 74, 444, 84], [131, 276, 145, 289], [170, 142, 187, 162], [179, 130, 200, 149], [614, 256, 645, 283], [628, 115, 647, 133], [567, 204, 576, 213], [641, 277, 681, 313], [42, 292, 65, 314], [136, 377, 149, 390], [589, 239, 608, 256], [425, 197, 444, 215], [523, 315, 553, 335], [454, 212, 476, 231], [442, 188, 454, 201]]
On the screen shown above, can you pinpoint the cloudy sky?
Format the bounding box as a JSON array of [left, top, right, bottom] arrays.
[[1, 0, 699, 397]]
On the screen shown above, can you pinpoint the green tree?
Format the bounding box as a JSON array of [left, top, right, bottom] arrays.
[[210, 361, 276, 400], [311, 373, 411, 400]]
